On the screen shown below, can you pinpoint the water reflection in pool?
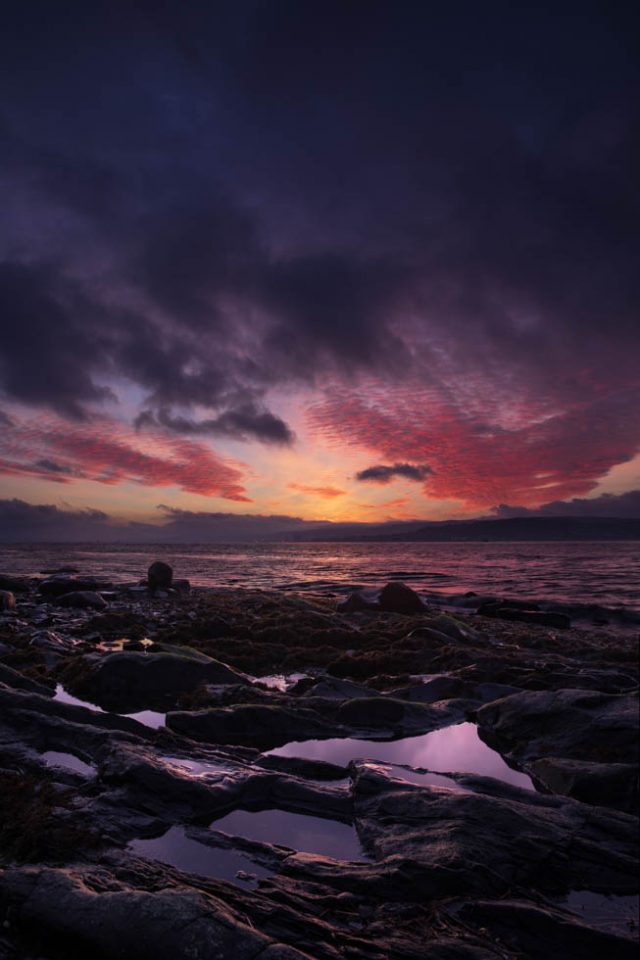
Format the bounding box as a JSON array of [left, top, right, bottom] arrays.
[[42, 750, 94, 777], [268, 722, 534, 791], [379, 764, 472, 792], [559, 891, 639, 939], [213, 808, 367, 861], [160, 756, 234, 778], [54, 683, 165, 729], [254, 673, 308, 691], [129, 826, 270, 886]]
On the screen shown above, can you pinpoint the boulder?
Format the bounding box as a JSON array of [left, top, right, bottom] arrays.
[[172, 578, 191, 594], [337, 592, 378, 613], [0, 868, 277, 960], [477, 688, 639, 809], [352, 762, 639, 897], [528, 757, 639, 814], [64, 650, 251, 712], [0, 575, 29, 592], [167, 703, 338, 750], [0, 662, 51, 695], [147, 561, 173, 592], [378, 582, 426, 614], [0, 589, 16, 611], [454, 899, 638, 959], [39, 576, 112, 597], [56, 591, 108, 610], [477, 688, 639, 766], [336, 695, 406, 725], [477, 602, 570, 629]]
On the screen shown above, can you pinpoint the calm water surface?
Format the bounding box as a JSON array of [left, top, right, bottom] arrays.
[[213, 808, 366, 860], [1, 541, 638, 611], [268, 722, 535, 791]]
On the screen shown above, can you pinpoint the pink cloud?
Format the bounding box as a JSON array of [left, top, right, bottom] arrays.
[[288, 482, 346, 499], [308, 383, 639, 509], [0, 416, 251, 501]]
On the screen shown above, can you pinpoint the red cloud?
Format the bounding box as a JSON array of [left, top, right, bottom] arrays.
[[288, 482, 346, 499], [0, 417, 251, 501], [308, 383, 639, 509]]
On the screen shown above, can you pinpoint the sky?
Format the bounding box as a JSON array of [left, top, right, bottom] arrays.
[[1, 0, 639, 538]]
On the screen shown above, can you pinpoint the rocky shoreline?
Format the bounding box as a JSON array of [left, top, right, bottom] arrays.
[[0, 566, 638, 959]]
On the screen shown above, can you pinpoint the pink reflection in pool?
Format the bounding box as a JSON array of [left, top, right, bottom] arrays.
[[268, 722, 533, 791]]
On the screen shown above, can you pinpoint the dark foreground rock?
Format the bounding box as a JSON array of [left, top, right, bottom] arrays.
[[477, 600, 571, 628], [147, 560, 173, 592], [0, 581, 637, 959], [56, 590, 108, 610], [61, 648, 251, 712], [453, 899, 638, 959], [477, 688, 639, 812], [38, 575, 114, 597], [0, 590, 15, 611], [379, 581, 427, 614]]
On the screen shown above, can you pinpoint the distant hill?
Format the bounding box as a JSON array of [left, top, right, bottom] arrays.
[[293, 516, 640, 542]]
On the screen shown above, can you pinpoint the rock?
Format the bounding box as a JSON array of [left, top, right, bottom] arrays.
[[337, 592, 378, 613], [426, 614, 479, 641], [477, 602, 571, 629], [39, 576, 112, 597], [0, 662, 51, 695], [40, 566, 81, 574], [0, 868, 277, 960], [391, 675, 475, 703], [56, 591, 108, 610], [0, 590, 16, 611], [528, 757, 639, 814], [352, 762, 639, 898], [477, 688, 639, 766], [63, 650, 251, 712], [147, 561, 173, 592], [172, 578, 191, 594], [453, 899, 638, 959], [403, 625, 453, 646], [301, 677, 373, 700], [167, 703, 339, 750], [378, 582, 426, 614], [0, 575, 29, 593], [478, 599, 541, 614], [477, 688, 639, 811]]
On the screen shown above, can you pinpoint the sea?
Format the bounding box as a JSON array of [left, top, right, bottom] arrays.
[[1, 541, 638, 625]]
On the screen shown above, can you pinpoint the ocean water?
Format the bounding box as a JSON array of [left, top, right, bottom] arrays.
[[0, 541, 638, 616]]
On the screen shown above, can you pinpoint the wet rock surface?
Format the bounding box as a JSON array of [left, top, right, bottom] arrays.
[[0, 572, 637, 958]]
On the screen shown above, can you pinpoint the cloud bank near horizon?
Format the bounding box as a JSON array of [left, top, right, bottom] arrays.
[[0, 489, 638, 542]]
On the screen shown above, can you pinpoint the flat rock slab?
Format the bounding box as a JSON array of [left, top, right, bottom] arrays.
[[351, 762, 639, 899], [167, 703, 341, 750], [63, 650, 251, 712], [476, 688, 639, 765]]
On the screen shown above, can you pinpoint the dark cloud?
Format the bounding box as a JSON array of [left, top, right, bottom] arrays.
[[492, 490, 640, 519], [0, 263, 113, 418], [356, 463, 433, 484], [0, 0, 637, 497], [0, 499, 320, 542], [34, 459, 73, 474], [0, 499, 109, 541], [134, 404, 294, 445]]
